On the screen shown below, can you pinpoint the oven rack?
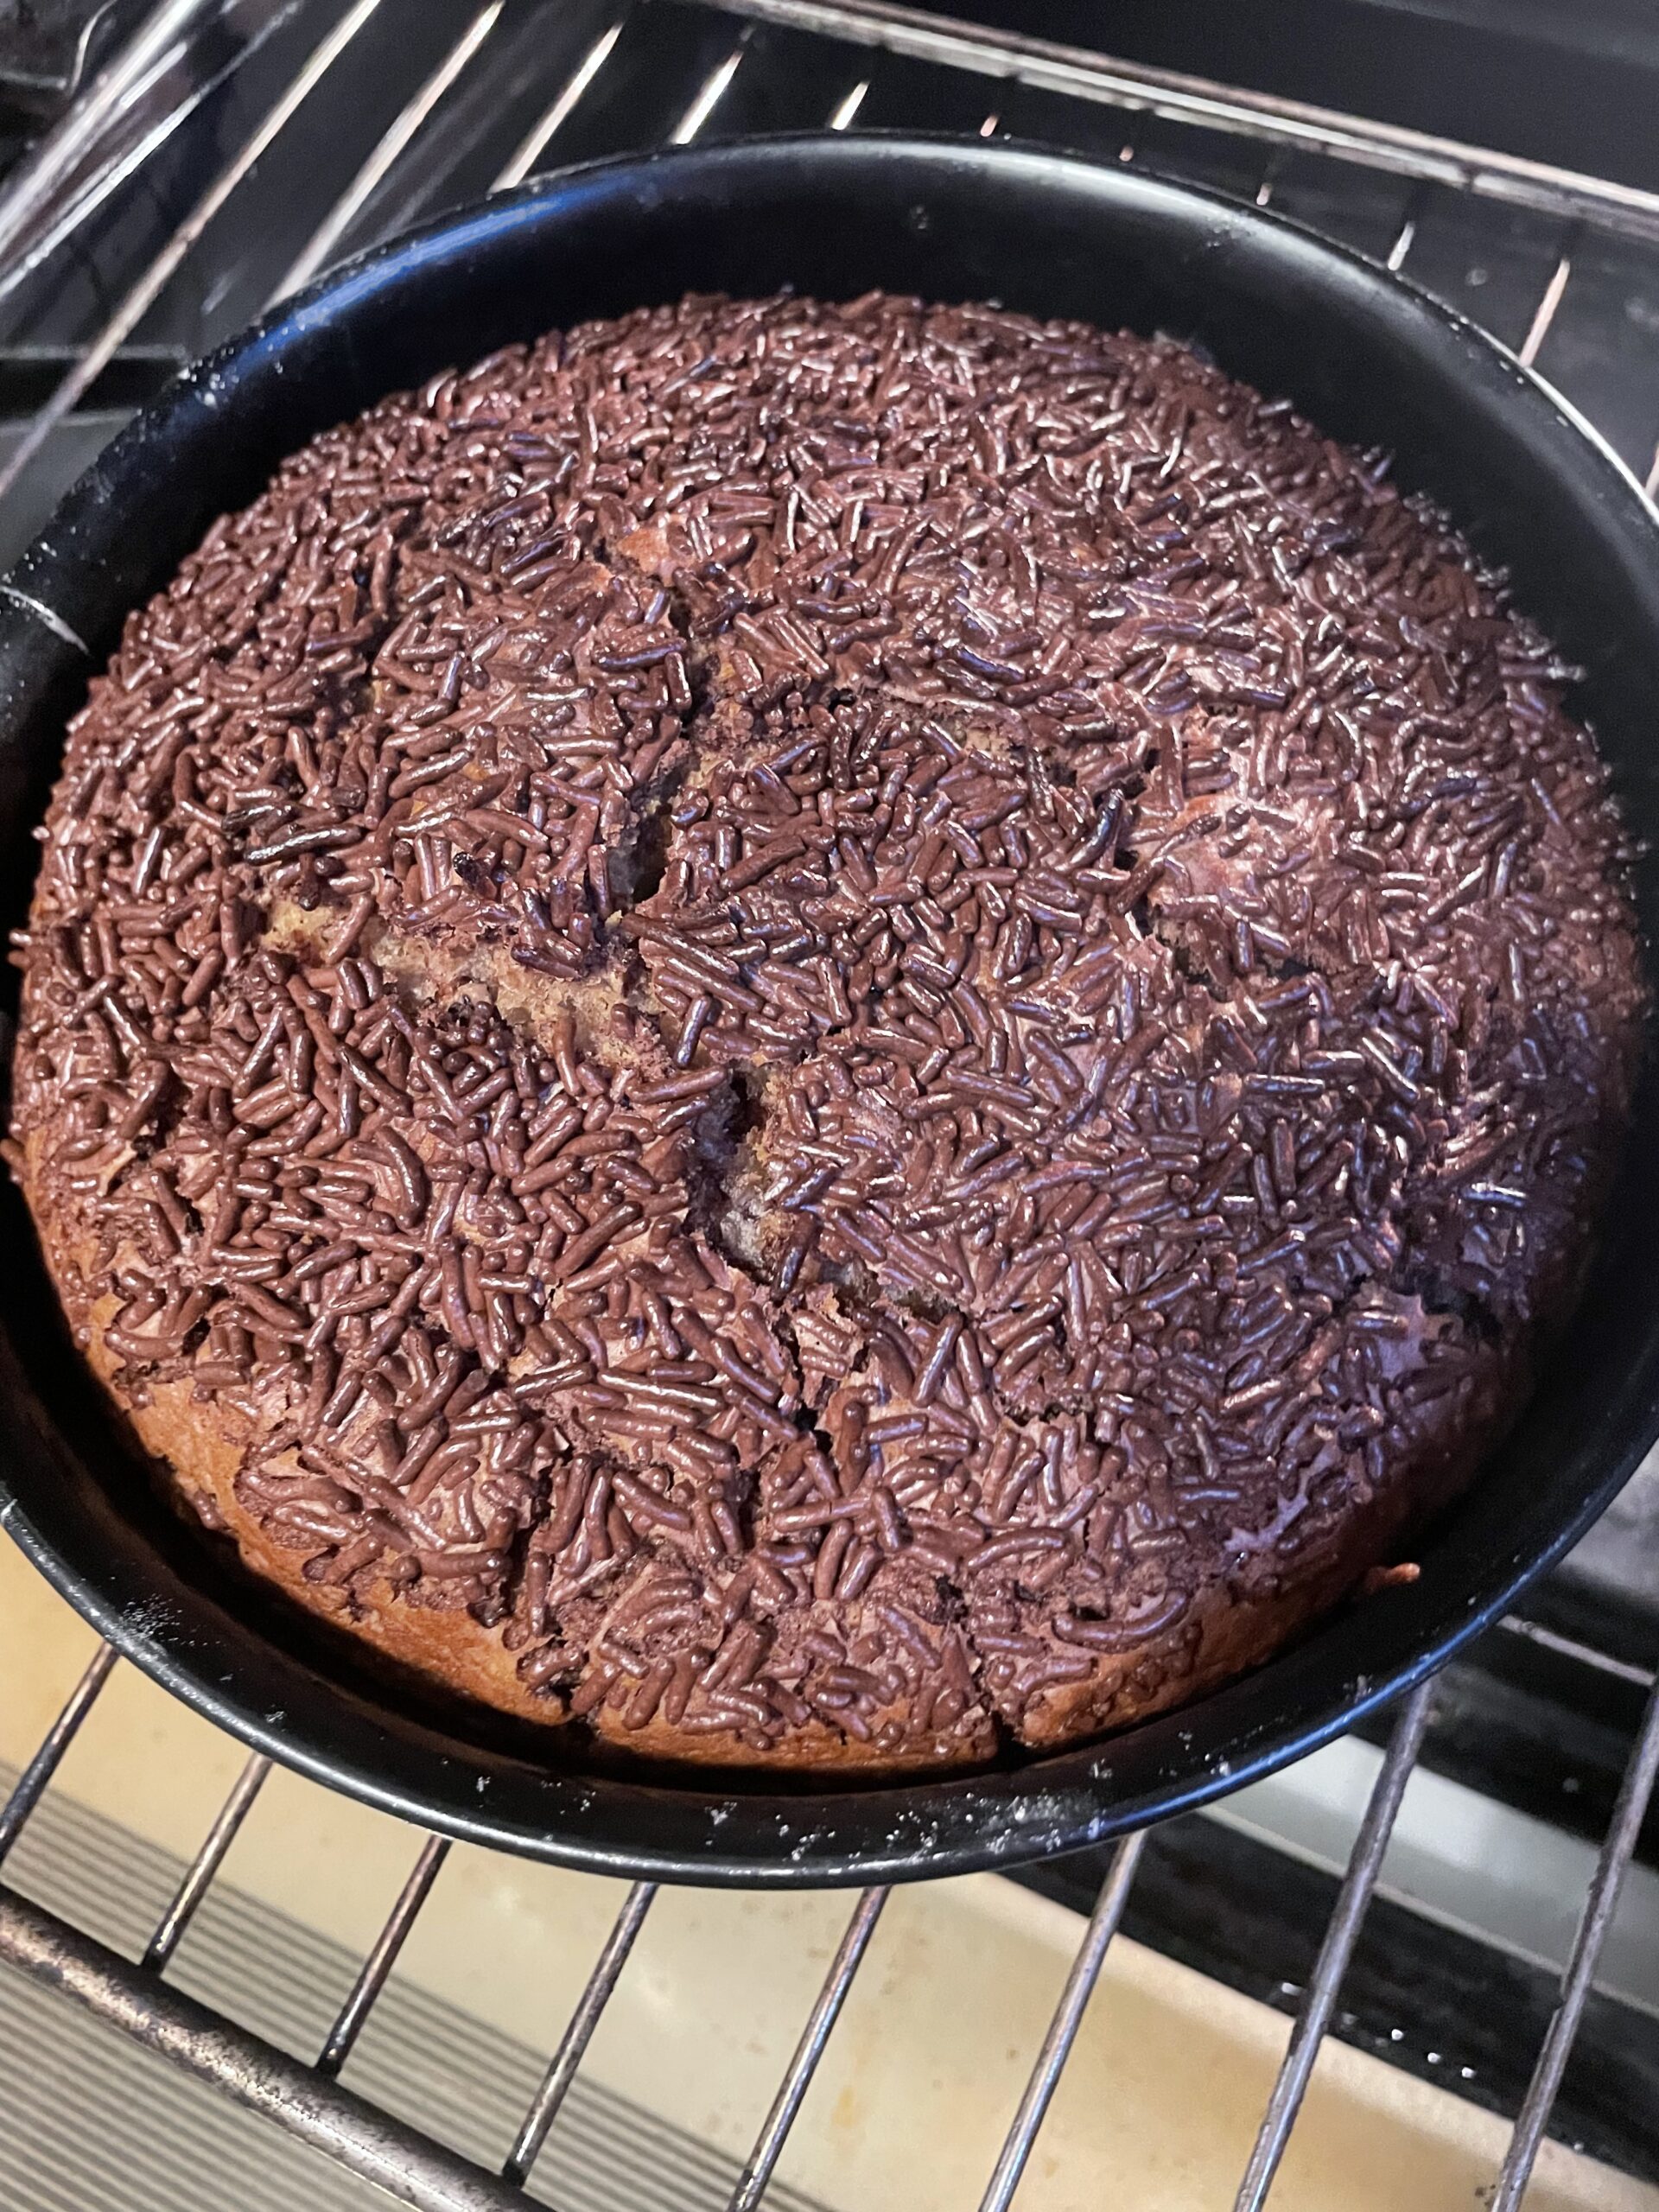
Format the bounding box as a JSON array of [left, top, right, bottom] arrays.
[[1, 3, 1658, 2207]]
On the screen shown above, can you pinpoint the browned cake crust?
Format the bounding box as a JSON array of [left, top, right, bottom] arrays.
[[10, 294, 1646, 1771]]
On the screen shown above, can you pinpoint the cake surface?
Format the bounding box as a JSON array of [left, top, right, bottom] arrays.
[[10, 291, 1645, 1769]]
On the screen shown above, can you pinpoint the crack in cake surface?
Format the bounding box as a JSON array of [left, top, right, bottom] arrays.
[[8, 291, 1647, 1770]]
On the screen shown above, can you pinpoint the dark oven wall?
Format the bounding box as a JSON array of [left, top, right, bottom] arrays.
[[903, 0, 1659, 193]]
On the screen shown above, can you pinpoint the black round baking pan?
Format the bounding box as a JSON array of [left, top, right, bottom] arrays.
[[1, 135, 1656, 1886]]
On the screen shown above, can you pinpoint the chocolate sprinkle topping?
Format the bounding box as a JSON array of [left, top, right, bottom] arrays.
[[10, 293, 1646, 1766]]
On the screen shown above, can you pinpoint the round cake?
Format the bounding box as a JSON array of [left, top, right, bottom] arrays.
[[10, 293, 1645, 1770]]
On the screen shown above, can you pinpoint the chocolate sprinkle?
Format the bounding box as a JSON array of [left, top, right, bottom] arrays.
[[10, 293, 1647, 1766]]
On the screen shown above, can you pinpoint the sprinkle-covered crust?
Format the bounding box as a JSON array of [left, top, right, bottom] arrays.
[[10, 293, 1645, 1768]]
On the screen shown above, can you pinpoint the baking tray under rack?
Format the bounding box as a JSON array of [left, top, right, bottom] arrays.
[[2, 3, 1659, 2209]]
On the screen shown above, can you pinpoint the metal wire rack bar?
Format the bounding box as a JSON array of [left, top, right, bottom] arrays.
[[317, 1834, 452, 2077], [1, 5, 1657, 2206], [1497, 1614, 1656, 1689], [1518, 245, 1578, 370], [491, 22, 626, 194], [1233, 1681, 1436, 2212], [671, 40, 750, 145], [1491, 1673, 1659, 2212], [977, 1828, 1147, 2212], [143, 1751, 273, 1974], [0, 1640, 114, 1866], [727, 1885, 889, 2212], [502, 1878, 658, 2187]]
